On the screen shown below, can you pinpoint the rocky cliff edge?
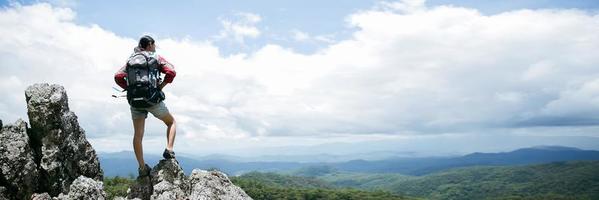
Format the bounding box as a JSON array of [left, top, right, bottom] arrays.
[[0, 83, 252, 200]]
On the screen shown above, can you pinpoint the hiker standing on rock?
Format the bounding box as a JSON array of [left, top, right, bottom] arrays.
[[114, 35, 177, 176]]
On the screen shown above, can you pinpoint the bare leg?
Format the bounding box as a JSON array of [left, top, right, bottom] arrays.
[[132, 117, 146, 168], [158, 113, 176, 151]]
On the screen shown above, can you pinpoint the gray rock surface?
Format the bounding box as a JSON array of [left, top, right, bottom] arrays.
[[25, 83, 103, 196], [0, 119, 39, 200], [55, 176, 106, 200], [150, 159, 189, 200], [189, 169, 252, 200], [30, 193, 52, 200], [0, 84, 106, 200]]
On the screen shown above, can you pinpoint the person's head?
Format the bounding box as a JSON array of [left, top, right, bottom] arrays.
[[138, 35, 156, 52]]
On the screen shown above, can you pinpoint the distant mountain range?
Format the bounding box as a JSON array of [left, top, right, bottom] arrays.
[[99, 152, 302, 177], [187, 151, 421, 163], [331, 145, 599, 175], [99, 146, 599, 177]]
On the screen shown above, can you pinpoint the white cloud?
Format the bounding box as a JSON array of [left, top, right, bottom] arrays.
[[541, 79, 599, 117], [42, 0, 78, 7], [215, 12, 262, 44], [291, 29, 336, 44], [314, 35, 336, 43], [378, 0, 426, 13], [237, 12, 261, 24], [291, 30, 310, 41], [1, 2, 599, 155]]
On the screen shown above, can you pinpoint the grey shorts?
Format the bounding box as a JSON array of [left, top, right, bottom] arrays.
[[130, 101, 170, 119]]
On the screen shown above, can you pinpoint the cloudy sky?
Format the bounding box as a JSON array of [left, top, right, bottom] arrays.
[[1, 0, 599, 157]]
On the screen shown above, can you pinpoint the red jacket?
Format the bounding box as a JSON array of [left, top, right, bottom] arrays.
[[114, 53, 176, 90]]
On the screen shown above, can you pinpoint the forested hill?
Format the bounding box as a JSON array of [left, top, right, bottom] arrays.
[[390, 161, 599, 199], [233, 161, 599, 200], [230, 172, 418, 200]]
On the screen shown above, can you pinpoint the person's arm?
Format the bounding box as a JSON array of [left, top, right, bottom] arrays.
[[159, 81, 168, 90], [114, 65, 128, 90], [158, 56, 176, 90]]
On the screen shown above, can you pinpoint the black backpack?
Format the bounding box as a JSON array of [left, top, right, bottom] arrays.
[[125, 52, 165, 108]]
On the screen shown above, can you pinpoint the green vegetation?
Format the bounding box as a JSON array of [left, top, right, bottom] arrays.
[[317, 172, 415, 191], [284, 164, 416, 191], [238, 171, 334, 189], [231, 174, 417, 200], [288, 165, 339, 177], [104, 176, 135, 199]]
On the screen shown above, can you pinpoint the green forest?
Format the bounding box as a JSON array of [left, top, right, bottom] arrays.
[[388, 161, 599, 199]]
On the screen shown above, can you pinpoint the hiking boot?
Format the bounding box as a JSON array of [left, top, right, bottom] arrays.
[[163, 148, 175, 159], [138, 163, 151, 177]]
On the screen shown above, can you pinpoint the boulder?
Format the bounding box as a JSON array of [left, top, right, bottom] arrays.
[[0, 119, 40, 199], [150, 159, 189, 200], [127, 160, 252, 200], [189, 169, 252, 200], [55, 176, 106, 200], [24, 83, 103, 196], [127, 159, 189, 200]]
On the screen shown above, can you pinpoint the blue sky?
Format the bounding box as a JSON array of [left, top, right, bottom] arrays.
[[2, 0, 599, 157], [4, 0, 599, 54], [5, 0, 380, 54]]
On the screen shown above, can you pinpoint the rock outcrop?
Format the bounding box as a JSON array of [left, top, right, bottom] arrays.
[[30, 176, 106, 200], [0, 83, 104, 199], [0, 83, 252, 200], [189, 169, 252, 200], [127, 158, 252, 200], [149, 159, 189, 199], [25, 83, 103, 196]]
